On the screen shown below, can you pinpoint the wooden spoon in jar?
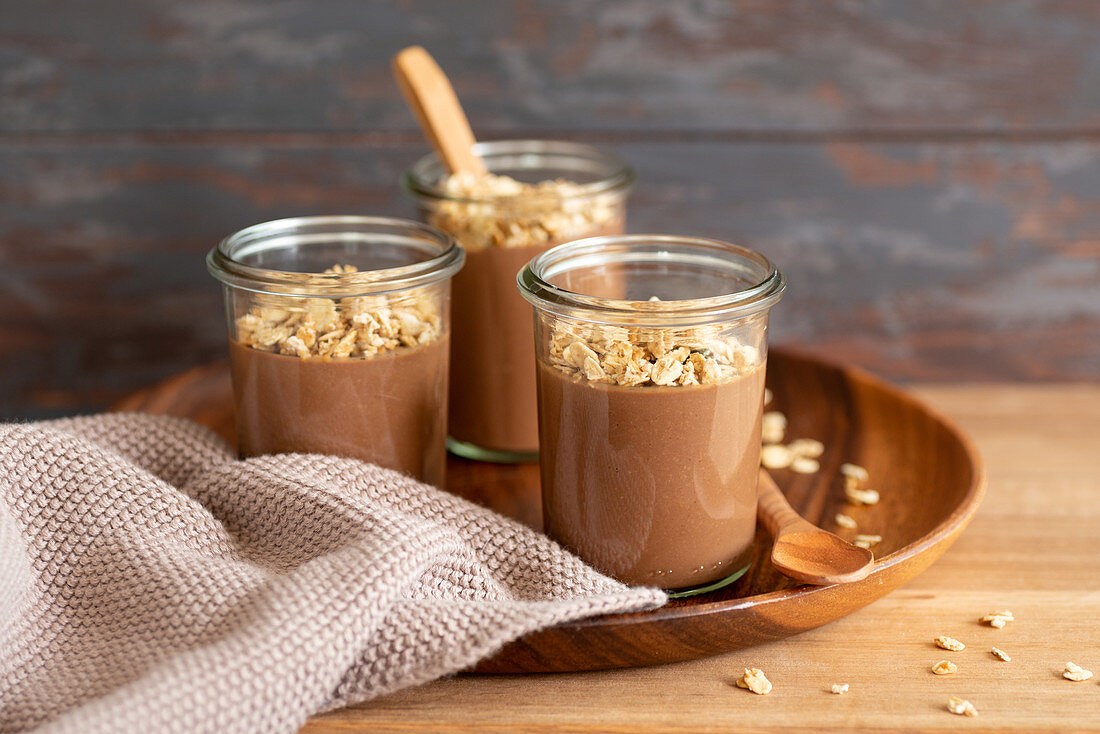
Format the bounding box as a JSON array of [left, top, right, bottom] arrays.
[[392, 45, 486, 176], [757, 468, 874, 585]]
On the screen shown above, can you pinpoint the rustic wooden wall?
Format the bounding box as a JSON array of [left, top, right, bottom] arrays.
[[2, 1, 1098, 418]]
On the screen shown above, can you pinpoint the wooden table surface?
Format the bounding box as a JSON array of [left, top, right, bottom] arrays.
[[301, 383, 1100, 733]]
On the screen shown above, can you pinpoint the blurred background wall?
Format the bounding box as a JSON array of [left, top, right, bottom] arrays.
[[2, 0, 1098, 419]]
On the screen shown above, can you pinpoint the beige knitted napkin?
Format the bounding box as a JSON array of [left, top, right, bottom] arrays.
[[0, 414, 665, 734]]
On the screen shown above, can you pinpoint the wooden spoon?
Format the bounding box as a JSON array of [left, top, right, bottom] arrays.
[[392, 45, 487, 176], [757, 468, 874, 585]]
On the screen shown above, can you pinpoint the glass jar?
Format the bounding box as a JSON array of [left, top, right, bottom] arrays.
[[403, 140, 634, 462], [207, 216, 464, 487], [518, 235, 786, 595]]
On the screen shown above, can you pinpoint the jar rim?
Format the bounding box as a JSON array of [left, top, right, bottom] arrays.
[[206, 215, 464, 297], [402, 139, 635, 204], [517, 234, 786, 326]]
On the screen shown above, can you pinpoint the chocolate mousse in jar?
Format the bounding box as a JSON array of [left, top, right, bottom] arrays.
[[518, 235, 786, 595], [207, 216, 464, 487], [403, 141, 633, 462]]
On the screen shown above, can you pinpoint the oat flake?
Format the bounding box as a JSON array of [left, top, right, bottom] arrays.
[[980, 610, 1014, 629], [935, 636, 965, 652], [839, 463, 869, 482], [735, 668, 772, 695], [947, 697, 978, 717], [760, 444, 794, 470], [1064, 662, 1093, 682], [844, 486, 880, 506], [834, 513, 857, 529], [932, 660, 958, 675], [790, 456, 821, 474]]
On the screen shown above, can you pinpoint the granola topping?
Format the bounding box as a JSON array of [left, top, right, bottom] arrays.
[[234, 265, 442, 360], [427, 172, 621, 252], [546, 322, 761, 387]]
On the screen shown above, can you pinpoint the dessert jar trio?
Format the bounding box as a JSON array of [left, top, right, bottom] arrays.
[[207, 141, 785, 595]]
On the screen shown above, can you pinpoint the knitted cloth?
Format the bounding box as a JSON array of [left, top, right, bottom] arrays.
[[0, 414, 665, 733]]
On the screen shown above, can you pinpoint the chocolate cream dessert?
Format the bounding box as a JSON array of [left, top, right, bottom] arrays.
[[229, 268, 449, 486], [428, 172, 624, 456], [536, 322, 766, 589]]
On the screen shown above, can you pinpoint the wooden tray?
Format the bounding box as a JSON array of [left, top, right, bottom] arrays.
[[113, 348, 985, 673]]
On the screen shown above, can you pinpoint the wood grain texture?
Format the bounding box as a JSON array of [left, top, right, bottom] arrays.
[[111, 349, 985, 672], [2, 1, 1098, 418], [4, 1, 1100, 133], [295, 382, 1098, 732], [4, 138, 1097, 418], [115, 375, 1100, 730]]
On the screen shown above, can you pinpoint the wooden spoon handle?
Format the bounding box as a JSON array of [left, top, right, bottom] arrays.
[[392, 46, 486, 176], [757, 468, 805, 537]]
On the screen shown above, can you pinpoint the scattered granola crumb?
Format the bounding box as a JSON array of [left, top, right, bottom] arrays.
[[790, 455, 821, 474], [844, 485, 880, 506], [932, 660, 958, 675], [838, 463, 878, 505], [761, 433, 824, 472], [835, 513, 857, 529], [853, 534, 882, 549], [1064, 662, 1093, 682], [935, 636, 966, 652], [990, 647, 1011, 662], [980, 610, 1014, 629], [840, 463, 869, 482], [764, 388, 773, 405], [830, 683, 849, 695], [761, 444, 794, 470], [947, 697, 978, 717], [839, 461, 879, 506], [735, 668, 772, 695], [762, 411, 787, 444], [787, 438, 825, 458]]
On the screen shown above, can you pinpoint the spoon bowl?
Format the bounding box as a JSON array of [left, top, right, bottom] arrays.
[[757, 469, 874, 585]]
